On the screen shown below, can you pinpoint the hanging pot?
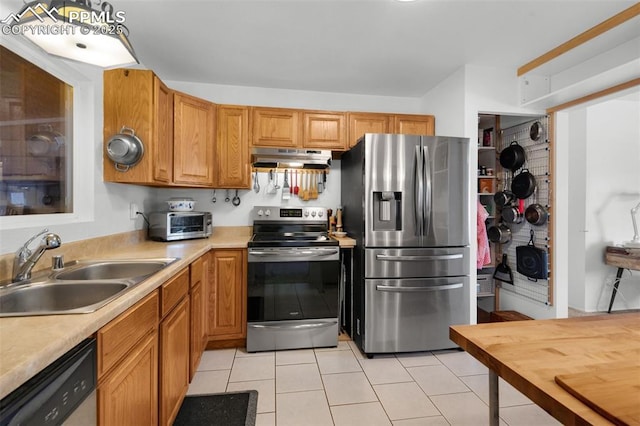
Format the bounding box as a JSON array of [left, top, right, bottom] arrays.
[[494, 172, 516, 207], [487, 223, 512, 244], [27, 125, 64, 156], [106, 127, 144, 172], [499, 141, 526, 172], [525, 203, 548, 226], [529, 121, 544, 141], [511, 169, 536, 199], [502, 205, 524, 224], [516, 230, 548, 280]]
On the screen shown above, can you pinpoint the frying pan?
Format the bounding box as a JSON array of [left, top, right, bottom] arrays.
[[516, 230, 548, 281], [511, 169, 536, 199], [499, 141, 526, 172], [529, 121, 543, 141]]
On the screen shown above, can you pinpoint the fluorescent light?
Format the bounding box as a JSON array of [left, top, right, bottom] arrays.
[[9, 1, 138, 68]]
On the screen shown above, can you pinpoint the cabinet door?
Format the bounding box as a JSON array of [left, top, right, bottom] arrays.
[[392, 114, 435, 136], [251, 107, 299, 147], [347, 112, 390, 148], [173, 92, 215, 186], [208, 249, 246, 340], [153, 78, 173, 183], [160, 297, 190, 426], [215, 105, 250, 188], [98, 331, 158, 426], [302, 111, 347, 150]]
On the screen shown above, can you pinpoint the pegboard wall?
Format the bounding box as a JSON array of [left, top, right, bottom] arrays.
[[497, 116, 552, 305]]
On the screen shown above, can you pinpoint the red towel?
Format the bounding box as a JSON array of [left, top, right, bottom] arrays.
[[477, 201, 491, 269]]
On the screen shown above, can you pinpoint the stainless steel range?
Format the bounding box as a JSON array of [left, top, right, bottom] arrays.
[[247, 206, 341, 352]]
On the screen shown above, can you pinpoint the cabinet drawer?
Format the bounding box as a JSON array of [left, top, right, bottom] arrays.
[[98, 290, 159, 379], [161, 268, 189, 318]]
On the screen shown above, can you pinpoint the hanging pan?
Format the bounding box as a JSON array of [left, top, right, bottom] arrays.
[[106, 127, 144, 172], [516, 230, 548, 281], [511, 169, 536, 199], [525, 188, 548, 226], [529, 121, 544, 141], [499, 141, 526, 172]]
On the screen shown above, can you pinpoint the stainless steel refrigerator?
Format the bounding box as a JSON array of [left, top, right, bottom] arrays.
[[341, 133, 471, 356]]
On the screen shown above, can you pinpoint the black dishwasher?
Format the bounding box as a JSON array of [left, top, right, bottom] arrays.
[[0, 338, 96, 426]]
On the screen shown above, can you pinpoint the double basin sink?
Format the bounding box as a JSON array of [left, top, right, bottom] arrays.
[[0, 258, 178, 317]]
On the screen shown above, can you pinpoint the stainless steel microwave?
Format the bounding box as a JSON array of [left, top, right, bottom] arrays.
[[148, 211, 212, 241]]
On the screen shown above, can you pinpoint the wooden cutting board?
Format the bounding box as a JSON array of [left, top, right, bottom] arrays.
[[555, 365, 640, 426]]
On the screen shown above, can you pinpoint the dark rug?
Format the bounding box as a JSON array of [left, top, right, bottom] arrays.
[[173, 390, 258, 426]]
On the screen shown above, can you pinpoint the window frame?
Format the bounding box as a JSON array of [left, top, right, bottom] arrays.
[[0, 36, 94, 229]]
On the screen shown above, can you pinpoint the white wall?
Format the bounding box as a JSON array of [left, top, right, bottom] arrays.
[[565, 97, 640, 312]]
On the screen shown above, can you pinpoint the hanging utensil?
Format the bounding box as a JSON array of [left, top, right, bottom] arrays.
[[232, 190, 241, 206], [282, 169, 291, 200], [274, 169, 280, 189], [310, 171, 318, 199], [294, 170, 299, 196], [267, 170, 276, 194], [302, 171, 310, 201], [253, 170, 260, 193], [212, 190, 216, 203], [493, 254, 514, 284], [225, 190, 230, 202], [318, 170, 326, 193]]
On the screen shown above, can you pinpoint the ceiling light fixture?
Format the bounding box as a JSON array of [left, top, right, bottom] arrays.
[[7, 0, 138, 68]]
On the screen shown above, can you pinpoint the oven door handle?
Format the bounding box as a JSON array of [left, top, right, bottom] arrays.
[[376, 283, 463, 292], [376, 254, 463, 261], [249, 249, 340, 257], [249, 321, 338, 330]]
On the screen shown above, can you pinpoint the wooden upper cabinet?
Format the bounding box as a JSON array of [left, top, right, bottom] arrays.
[[173, 92, 215, 186], [251, 107, 299, 148], [347, 112, 390, 148], [215, 105, 251, 188], [103, 69, 173, 184], [392, 114, 435, 136], [302, 111, 347, 150]]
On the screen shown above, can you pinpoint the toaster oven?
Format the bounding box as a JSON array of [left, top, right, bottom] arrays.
[[148, 211, 212, 241]]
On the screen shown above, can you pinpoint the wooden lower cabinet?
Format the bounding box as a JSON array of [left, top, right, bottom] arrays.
[[160, 297, 191, 426], [208, 249, 247, 345], [190, 280, 205, 380], [98, 331, 159, 426]]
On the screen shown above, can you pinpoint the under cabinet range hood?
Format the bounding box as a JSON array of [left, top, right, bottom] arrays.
[[252, 148, 332, 169]]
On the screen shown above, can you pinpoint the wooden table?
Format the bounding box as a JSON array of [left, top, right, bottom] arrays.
[[605, 246, 640, 313], [450, 313, 640, 426]]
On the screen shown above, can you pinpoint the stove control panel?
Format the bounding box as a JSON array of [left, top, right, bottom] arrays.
[[252, 206, 328, 223]]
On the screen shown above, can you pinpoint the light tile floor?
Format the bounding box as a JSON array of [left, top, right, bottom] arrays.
[[187, 341, 561, 426]]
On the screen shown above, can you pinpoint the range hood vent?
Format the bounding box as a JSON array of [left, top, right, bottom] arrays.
[[251, 148, 332, 169]]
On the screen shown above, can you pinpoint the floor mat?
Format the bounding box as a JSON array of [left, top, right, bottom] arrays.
[[173, 390, 258, 426]]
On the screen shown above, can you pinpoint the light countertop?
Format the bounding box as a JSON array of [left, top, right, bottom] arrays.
[[0, 227, 356, 399]]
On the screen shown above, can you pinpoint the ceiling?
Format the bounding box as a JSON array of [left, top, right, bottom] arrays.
[[2, 0, 637, 97]]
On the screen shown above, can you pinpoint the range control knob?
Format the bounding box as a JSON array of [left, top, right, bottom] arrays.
[[257, 209, 264, 216], [265, 209, 271, 217], [311, 210, 317, 217], [303, 209, 310, 217], [318, 210, 324, 217]]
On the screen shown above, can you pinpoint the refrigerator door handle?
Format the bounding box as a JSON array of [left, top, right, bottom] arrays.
[[423, 144, 432, 237], [376, 254, 464, 261], [414, 145, 424, 236], [375, 283, 464, 292]]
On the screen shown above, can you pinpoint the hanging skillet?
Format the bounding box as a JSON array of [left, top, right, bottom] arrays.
[[106, 127, 144, 172], [511, 169, 536, 199], [516, 230, 548, 281], [499, 141, 526, 172], [529, 121, 543, 141]]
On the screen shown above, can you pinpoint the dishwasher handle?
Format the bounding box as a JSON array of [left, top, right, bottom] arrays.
[[376, 254, 463, 261]]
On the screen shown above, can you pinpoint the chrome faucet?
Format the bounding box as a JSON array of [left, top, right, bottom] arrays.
[[13, 228, 62, 282]]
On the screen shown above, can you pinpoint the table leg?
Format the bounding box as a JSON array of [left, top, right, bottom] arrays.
[[489, 370, 499, 426], [607, 267, 624, 313]]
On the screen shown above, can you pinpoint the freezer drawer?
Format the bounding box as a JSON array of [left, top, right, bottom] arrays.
[[365, 247, 469, 278], [363, 276, 470, 353]]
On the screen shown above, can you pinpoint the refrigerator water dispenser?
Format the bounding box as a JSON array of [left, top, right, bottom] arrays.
[[373, 191, 402, 230]]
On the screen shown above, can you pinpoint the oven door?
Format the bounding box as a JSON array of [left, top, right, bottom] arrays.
[[247, 247, 341, 351]]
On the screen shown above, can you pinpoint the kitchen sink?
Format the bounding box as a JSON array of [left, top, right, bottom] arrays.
[[0, 282, 129, 315], [0, 257, 178, 317], [54, 259, 174, 281]]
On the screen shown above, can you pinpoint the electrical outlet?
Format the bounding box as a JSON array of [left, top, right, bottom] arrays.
[[130, 203, 139, 220]]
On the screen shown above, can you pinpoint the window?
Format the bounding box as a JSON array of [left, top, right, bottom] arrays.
[[0, 45, 73, 216]]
